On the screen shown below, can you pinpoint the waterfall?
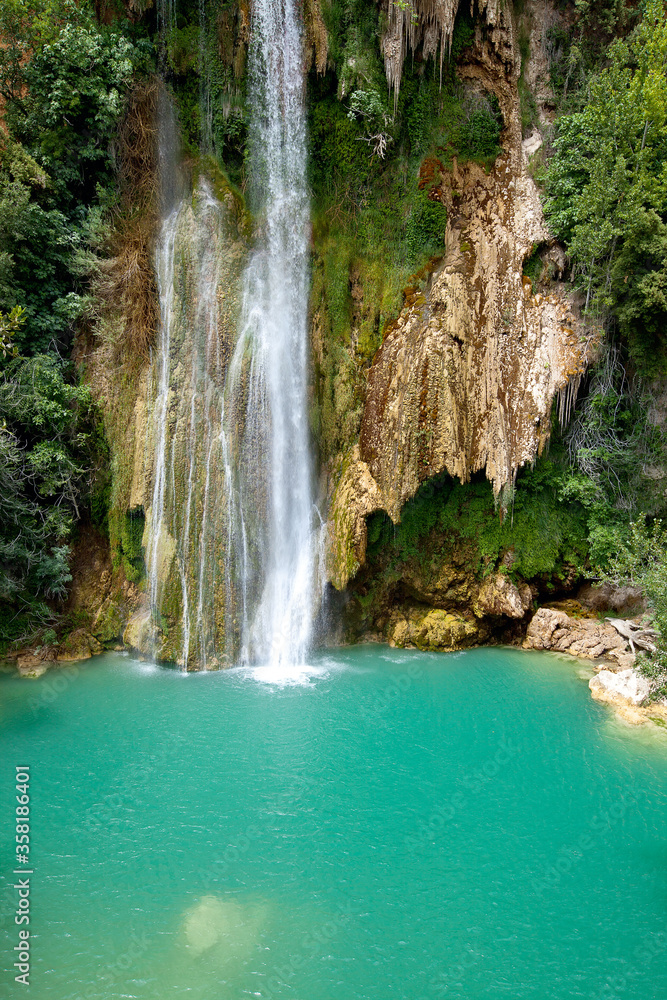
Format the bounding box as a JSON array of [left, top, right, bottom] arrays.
[[145, 1, 316, 669], [225, 0, 316, 667]]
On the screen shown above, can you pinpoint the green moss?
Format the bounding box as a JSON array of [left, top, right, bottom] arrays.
[[119, 508, 146, 584], [522, 244, 545, 287], [195, 154, 251, 238], [92, 602, 124, 645], [365, 456, 590, 584], [516, 18, 537, 135], [451, 11, 476, 60]]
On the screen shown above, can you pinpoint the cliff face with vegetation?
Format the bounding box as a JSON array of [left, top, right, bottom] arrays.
[[312, 0, 599, 646], [1, 0, 666, 682]]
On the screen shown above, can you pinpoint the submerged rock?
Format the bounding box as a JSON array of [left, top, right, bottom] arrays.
[[16, 654, 54, 678]]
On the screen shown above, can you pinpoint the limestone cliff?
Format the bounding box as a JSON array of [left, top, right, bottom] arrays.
[[325, 0, 596, 638]]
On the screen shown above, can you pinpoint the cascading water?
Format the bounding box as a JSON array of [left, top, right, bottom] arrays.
[[223, 0, 316, 667], [145, 0, 317, 669]]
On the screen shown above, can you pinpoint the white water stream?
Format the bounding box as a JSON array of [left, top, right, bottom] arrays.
[[146, 0, 317, 669], [225, 0, 316, 667]]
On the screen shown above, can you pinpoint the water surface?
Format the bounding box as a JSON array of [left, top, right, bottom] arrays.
[[0, 645, 665, 999]]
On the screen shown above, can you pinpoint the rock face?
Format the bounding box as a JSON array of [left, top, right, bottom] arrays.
[[327, 446, 386, 591], [56, 630, 103, 662], [589, 669, 651, 707], [71, 0, 598, 656], [346, 541, 536, 651], [364, 0, 591, 517], [123, 607, 160, 658], [358, 150, 590, 519], [577, 582, 646, 616], [387, 606, 480, 651], [328, 0, 595, 590], [474, 573, 532, 619], [523, 608, 635, 667]]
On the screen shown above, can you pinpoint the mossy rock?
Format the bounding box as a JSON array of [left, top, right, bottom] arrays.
[[388, 608, 479, 651], [92, 600, 125, 645]]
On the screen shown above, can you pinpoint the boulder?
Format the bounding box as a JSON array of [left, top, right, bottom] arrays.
[[388, 607, 479, 651], [474, 573, 532, 619], [577, 582, 645, 616], [589, 668, 650, 707], [16, 654, 53, 678], [523, 607, 629, 660], [56, 629, 103, 662]]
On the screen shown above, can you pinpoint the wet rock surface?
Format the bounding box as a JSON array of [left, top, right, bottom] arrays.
[[387, 606, 482, 651]]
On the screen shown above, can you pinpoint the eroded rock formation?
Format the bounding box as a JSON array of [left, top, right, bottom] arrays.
[[328, 0, 595, 597], [523, 607, 636, 668]]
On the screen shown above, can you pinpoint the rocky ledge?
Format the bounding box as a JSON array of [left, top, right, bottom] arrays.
[[523, 606, 667, 727], [7, 629, 105, 678], [522, 607, 635, 668]]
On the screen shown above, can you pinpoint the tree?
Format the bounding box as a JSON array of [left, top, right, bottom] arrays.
[[546, 0, 667, 374]]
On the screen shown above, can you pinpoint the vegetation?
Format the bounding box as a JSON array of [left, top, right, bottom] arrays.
[[0, 0, 665, 661], [545, 0, 667, 377], [0, 350, 107, 647], [558, 343, 667, 567], [309, 8, 504, 460], [364, 455, 589, 585], [0, 0, 146, 645], [600, 518, 667, 699]]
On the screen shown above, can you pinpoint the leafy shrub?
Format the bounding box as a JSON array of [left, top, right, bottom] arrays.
[[366, 460, 589, 583], [545, 0, 667, 376]]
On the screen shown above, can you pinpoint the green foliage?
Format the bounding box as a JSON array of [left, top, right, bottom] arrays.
[[556, 344, 667, 571], [119, 509, 146, 584], [366, 459, 589, 583], [0, 353, 109, 642], [163, 0, 248, 180], [516, 19, 537, 134], [0, 0, 94, 100], [12, 25, 135, 206], [458, 95, 503, 159], [600, 516, 667, 699], [0, 305, 26, 358], [0, 14, 144, 357], [0, 4, 145, 643], [545, 0, 667, 375], [405, 190, 448, 261], [522, 245, 544, 286], [322, 0, 384, 96], [450, 12, 475, 60]]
